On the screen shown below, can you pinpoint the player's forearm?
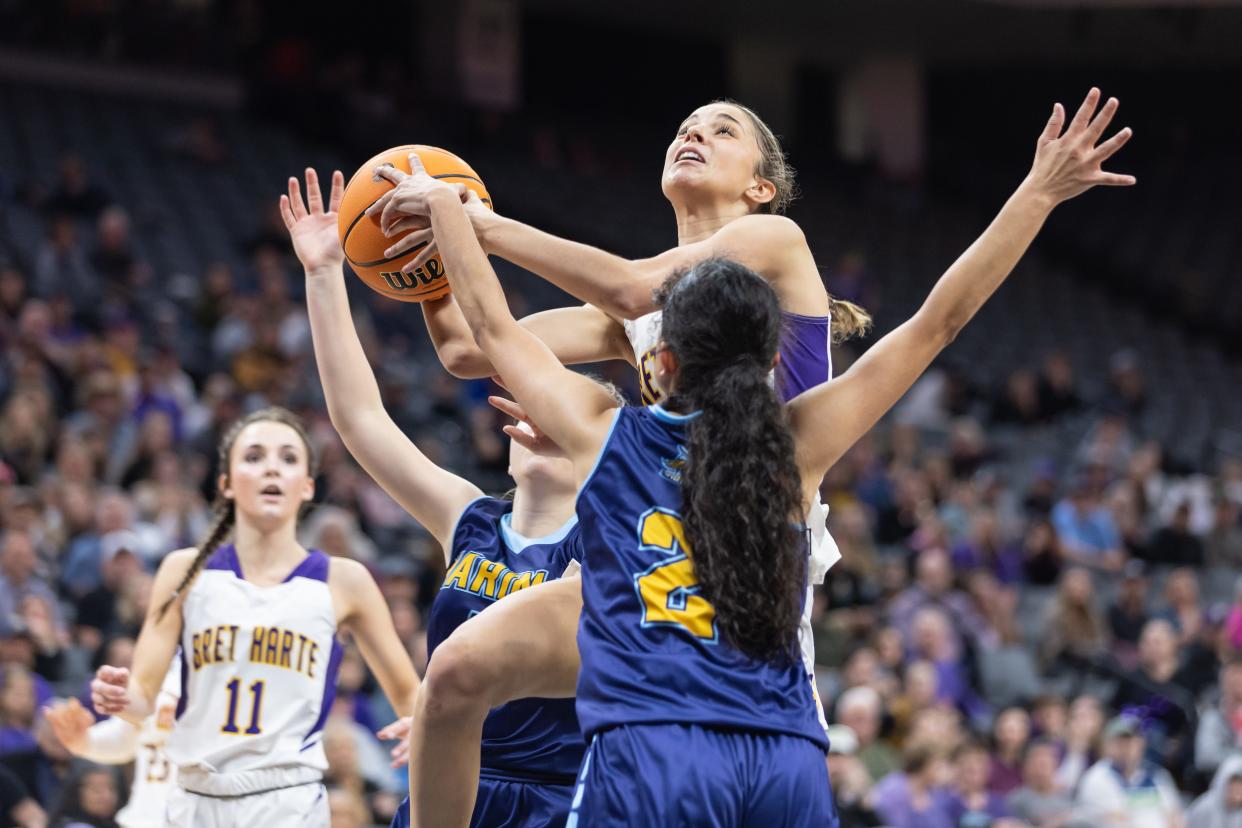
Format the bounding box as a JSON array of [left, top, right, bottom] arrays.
[[476, 211, 656, 319], [910, 180, 1055, 343], [420, 297, 497, 379], [77, 717, 141, 764], [114, 683, 155, 727], [429, 190, 519, 349], [304, 265, 387, 432]]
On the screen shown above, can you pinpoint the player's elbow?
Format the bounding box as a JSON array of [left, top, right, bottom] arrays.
[[437, 343, 491, 380], [607, 275, 659, 320]]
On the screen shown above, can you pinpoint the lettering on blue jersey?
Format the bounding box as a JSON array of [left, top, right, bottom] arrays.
[[637, 346, 664, 404], [659, 445, 688, 485], [442, 550, 549, 602], [246, 626, 320, 678], [190, 625, 241, 671], [632, 508, 718, 642]]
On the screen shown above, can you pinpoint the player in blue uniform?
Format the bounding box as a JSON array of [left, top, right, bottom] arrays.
[[390, 87, 1133, 826], [281, 168, 623, 827]]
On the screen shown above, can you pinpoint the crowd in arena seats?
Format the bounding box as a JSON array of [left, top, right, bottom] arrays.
[[0, 99, 1240, 828]]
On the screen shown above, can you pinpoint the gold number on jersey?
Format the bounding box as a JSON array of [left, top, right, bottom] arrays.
[[143, 744, 171, 783], [220, 677, 265, 736], [633, 509, 716, 641]]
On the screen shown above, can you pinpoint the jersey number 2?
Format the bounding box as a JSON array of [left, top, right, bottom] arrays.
[[633, 509, 717, 641], [221, 678, 265, 735]]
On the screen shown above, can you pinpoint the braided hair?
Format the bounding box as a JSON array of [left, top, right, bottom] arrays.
[[155, 407, 317, 622], [656, 258, 805, 663]]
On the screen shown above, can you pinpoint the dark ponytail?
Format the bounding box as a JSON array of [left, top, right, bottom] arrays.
[[657, 259, 805, 663], [154, 406, 316, 622]]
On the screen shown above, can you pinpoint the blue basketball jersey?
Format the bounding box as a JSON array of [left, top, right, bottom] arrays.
[[426, 497, 585, 783], [574, 406, 828, 751]]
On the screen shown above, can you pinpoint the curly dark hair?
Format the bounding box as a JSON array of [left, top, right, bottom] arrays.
[[656, 258, 805, 663]]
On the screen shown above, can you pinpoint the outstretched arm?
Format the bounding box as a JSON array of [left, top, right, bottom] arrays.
[[378, 155, 619, 461], [422, 297, 634, 379], [373, 177, 815, 319], [282, 169, 482, 553], [790, 89, 1135, 490]]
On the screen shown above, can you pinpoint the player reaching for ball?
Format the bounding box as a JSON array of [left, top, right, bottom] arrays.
[[282, 168, 630, 828], [370, 99, 866, 735], [88, 406, 421, 828], [391, 88, 1133, 826]]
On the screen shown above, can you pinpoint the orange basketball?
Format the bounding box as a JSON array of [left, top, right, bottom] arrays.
[[337, 145, 492, 303]]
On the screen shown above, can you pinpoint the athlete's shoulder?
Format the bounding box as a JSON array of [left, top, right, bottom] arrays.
[[326, 555, 376, 590], [156, 547, 201, 579], [719, 213, 807, 246]]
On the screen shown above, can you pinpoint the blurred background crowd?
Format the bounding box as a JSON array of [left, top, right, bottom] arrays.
[[0, 1, 1241, 827]]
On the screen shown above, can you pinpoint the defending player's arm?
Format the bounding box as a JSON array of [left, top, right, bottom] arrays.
[[91, 549, 195, 726], [283, 168, 482, 552], [789, 89, 1134, 492], [329, 559, 420, 717], [375, 177, 812, 320], [422, 297, 634, 379], [402, 158, 618, 460]]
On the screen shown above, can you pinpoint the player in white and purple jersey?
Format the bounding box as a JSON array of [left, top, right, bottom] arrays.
[[88, 407, 420, 828]]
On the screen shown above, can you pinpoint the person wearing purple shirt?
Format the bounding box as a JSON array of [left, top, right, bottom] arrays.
[[890, 547, 995, 654], [872, 743, 957, 828], [949, 741, 1013, 827]]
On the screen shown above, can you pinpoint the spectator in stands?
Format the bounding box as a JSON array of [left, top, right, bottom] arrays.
[[948, 740, 1014, 826], [1051, 477, 1125, 571], [1187, 754, 1242, 828], [44, 154, 109, 220], [910, 606, 989, 726], [47, 764, 121, 828], [1148, 503, 1207, 566], [72, 532, 143, 641], [90, 206, 136, 290], [990, 706, 1032, 795], [1109, 560, 1152, 665], [34, 218, 97, 312], [1041, 567, 1109, 674], [1077, 715, 1184, 828], [836, 685, 901, 783], [871, 743, 956, 828], [889, 547, 991, 653], [0, 391, 54, 485], [1159, 568, 1208, 647], [1112, 619, 1197, 774], [1055, 695, 1104, 793], [1007, 739, 1077, 827], [0, 530, 59, 638], [1205, 496, 1242, 570], [992, 369, 1043, 426], [0, 664, 38, 757], [1037, 350, 1080, 421], [1022, 517, 1065, 586], [1226, 577, 1242, 656], [1106, 349, 1148, 420], [0, 763, 44, 828], [1195, 660, 1242, 778], [953, 509, 1023, 584], [823, 724, 883, 827]]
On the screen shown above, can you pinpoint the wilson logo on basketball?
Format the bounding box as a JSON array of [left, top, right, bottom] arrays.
[[379, 260, 445, 291]]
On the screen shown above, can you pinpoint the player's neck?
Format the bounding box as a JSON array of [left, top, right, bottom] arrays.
[[509, 487, 576, 540], [233, 521, 306, 581], [673, 200, 750, 246]]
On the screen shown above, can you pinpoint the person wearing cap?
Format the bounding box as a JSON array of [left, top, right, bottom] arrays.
[[824, 724, 882, 827], [1076, 715, 1184, 828], [1186, 754, 1242, 828]]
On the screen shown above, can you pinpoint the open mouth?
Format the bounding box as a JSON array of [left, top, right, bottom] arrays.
[[674, 148, 705, 164], [259, 485, 283, 497]]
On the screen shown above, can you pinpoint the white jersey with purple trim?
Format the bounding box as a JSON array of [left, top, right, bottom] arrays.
[[624, 309, 839, 730], [164, 545, 341, 780], [117, 661, 181, 828]]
